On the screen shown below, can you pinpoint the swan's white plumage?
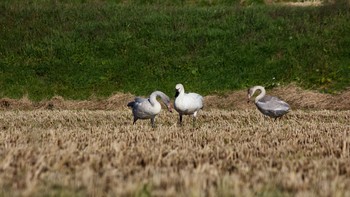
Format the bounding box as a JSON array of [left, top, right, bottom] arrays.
[[174, 84, 203, 125], [248, 86, 290, 119], [127, 91, 172, 127]]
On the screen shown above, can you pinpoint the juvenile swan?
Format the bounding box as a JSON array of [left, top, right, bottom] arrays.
[[127, 91, 172, 127], [174, 84, 203, 126], [247, 86, 290, 120]]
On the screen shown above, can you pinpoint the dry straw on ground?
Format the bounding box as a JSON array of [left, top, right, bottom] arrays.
[[0, 109, 349, 196], [0, 86, 349, 196]]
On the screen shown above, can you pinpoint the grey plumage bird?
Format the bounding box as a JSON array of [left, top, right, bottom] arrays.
[[247, 86, 290, 120], [174, 84, 203, 126], [127, 91, 172, 127]]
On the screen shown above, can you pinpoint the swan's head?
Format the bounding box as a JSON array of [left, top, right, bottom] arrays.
[[175, 84, 184, 98], [167, 103, 173, 113], [247, 87, 254, 103], [247, 86, 265, 103], [160, 94, 173, 113]]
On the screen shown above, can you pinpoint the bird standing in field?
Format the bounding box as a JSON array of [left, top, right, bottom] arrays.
[[127, 91, 172, 127], [174, 84, 203, 126], [247, 85, 290, 120]]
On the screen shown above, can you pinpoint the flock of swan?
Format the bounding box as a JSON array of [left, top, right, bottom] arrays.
[[127, 84, 290, 127]]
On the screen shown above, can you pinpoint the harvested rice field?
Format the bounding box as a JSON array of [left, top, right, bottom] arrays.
[[0, 86, 349, 196]]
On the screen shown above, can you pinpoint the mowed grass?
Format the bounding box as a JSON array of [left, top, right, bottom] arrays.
[[0, 109, 349, 196]]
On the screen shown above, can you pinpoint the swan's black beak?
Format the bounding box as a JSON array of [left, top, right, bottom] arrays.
[[175, 89, 180, 98]]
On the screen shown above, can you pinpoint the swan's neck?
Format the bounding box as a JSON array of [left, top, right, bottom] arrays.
[[253, 86, 266, 103], [178, 89, 185, 97], [149, 92, 161, 106], [150, 91, 170, 107]]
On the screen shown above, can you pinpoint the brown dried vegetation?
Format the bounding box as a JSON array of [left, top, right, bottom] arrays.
[[0, 86, 350, 196], [205, 85, 350, 110], [1, 85, 350, 111]]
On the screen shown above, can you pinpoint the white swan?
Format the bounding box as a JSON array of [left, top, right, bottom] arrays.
[[127, 91, 172, 127], [174, 84, 203, 126], [248, 86, 290, 119]]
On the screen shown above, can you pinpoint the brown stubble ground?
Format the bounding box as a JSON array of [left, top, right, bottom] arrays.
[[0, 85, 350, 196]]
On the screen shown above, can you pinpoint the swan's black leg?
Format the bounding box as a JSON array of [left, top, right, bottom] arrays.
[[151, 118, 155, 128], [179, 114, 183, 126], [133, 117, 138, 124], [275, 116, 283, 121]]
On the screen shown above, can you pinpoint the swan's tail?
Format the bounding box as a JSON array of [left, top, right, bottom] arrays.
[[127, 101, 135, 108]]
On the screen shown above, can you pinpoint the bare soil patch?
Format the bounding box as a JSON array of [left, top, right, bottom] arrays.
[[1, 85, 348, 111], [274, 1, 323, 6], [206, 84, 350, 110]]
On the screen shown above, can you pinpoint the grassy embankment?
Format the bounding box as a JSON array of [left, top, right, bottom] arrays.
[[1, 0, 349, 101]]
